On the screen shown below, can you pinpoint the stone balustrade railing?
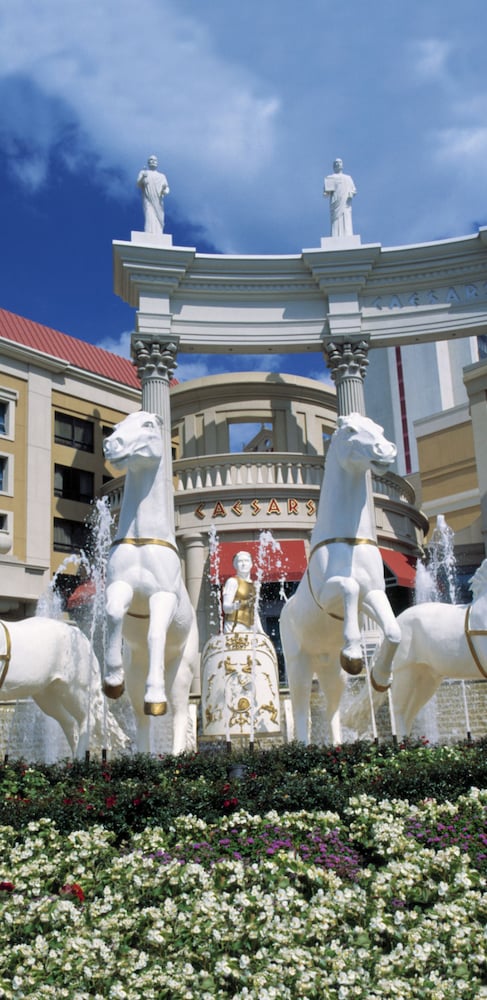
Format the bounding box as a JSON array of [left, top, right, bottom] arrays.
[[102, 454, 416, 509], [173, 453, 324, 493]]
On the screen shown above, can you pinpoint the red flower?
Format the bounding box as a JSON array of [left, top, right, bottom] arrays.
[[105, 795, 117, 809], [60, 883, 85, 903], [0, 881, 14, 892]]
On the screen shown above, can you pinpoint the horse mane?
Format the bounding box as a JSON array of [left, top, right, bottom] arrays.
[[470, 559, 487, 599]]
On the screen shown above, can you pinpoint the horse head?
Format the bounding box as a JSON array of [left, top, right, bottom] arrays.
[[332, 413, 397, 476], [103, 411, 164, 470]]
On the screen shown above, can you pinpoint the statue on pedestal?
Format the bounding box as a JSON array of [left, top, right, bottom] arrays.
[[137, 155, 170, 234], [323, 158, 356, 237], [201, 549, 280, 740], [222, 551, 263, 633]]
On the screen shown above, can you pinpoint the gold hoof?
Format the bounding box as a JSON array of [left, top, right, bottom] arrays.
[[340, 651, 363, 676], [144, 701, 168, 717], [103, 680, 125, 700], [370, 671, 391, 693]]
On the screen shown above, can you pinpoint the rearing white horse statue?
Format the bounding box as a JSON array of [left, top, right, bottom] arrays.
[[280, 413, 401, 744], [103, 411, 199, 754]]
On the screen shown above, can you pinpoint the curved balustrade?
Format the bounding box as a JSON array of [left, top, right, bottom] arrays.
[[173, 453, 324, 493], [372, 471, 416, 505], [103, 455, 417, 508]]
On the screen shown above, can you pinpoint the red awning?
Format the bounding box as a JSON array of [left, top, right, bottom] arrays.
[[67, 580, 96, 609], [210, 540, 307, 583], [380, 548, 416, 588]]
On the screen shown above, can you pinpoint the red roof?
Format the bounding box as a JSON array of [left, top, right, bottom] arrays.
[[0, 309, 141, 390]]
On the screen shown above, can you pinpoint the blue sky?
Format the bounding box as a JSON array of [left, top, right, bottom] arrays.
[[1, 0, 487, 384]]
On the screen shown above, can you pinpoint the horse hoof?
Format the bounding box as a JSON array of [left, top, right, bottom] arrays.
[[144, 701, 167, 717], [370, 671, 391, 693], [340, 651, 363, 676], [103, 680, 125, 700]]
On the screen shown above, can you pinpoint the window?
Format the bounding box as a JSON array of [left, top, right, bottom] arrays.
[[229, 421, 274, 453], [53, 518, 89, 553], [54, 412, 94, 452], [0, 388, 17, 440], [54, 465, 94, 503], [478, 335, 487, 360], [0, 456, 10, 493]]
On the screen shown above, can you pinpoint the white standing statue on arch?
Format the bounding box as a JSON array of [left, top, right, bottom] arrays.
[[280, 413, 401, 744], [102, 410, 199, 754], [324, 158, 356, 237], [137, 155, 170, 234]]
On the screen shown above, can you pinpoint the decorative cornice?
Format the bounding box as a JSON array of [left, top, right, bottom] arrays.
[[113, 229, 487, 352]]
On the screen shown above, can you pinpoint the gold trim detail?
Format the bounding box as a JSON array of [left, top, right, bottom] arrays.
[[306, 537, 377, 611], [111, 537, 180, 558], [370, 671, 391, 693], [464, 605, 487, 680], [144, 701, 168, 717], [309, 537, 377, 560], [0, 620, 11, 689], [103, 680, 125, 700]]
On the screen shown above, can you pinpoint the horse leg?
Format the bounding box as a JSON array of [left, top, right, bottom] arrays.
[[122, 650, 152, 753], [362, 589, 401, 691], [314, 659, 346, 745], [287, 656, 313, 744], [324, 576, 363, 675], [392, 665, 440, 739], [144, 591, 178, 715], [34, 688, 79, 757], [166, 657, 193, 755], [104, 580, 134, 698]]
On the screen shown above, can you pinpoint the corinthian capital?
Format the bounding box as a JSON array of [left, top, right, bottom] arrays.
[[132, 337, 178, 384]]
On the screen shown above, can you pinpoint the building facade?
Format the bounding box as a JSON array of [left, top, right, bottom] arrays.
[[0, 309, 141, 618]]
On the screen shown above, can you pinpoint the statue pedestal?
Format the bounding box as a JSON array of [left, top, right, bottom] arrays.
[[130, 231, 173, 247], [201, 631, 281, 739], [320, 235, 361, 250]]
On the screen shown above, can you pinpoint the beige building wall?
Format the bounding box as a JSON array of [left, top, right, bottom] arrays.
[[0, 341, 140, 616], [0, 372, 27, 564], [464, 358, 487, 559], [413, 358, 487, 570]]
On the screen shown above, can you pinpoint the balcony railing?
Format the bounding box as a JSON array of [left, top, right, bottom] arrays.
[[173, 453, 324, 492], [102, 453, 417, 509]]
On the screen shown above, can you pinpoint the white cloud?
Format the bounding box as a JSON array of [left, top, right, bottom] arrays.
[[0, 0, 280, 189], [435, 127, 487, 162], [410, 39, 452, 82], [96, 330, 132, 359], [1, 1, 487, 257]]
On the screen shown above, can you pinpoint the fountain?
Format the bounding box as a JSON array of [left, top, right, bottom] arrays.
[[0, 499, 130, 763], [415, 514, 457, 606]]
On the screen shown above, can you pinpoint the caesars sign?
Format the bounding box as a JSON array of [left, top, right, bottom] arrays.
[[194, 497, 317, 520]]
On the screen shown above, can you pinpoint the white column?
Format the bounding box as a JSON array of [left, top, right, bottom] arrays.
[[131, 336, 178, 534], [181, 531, 206, 695], [323, 340, 369, 416]]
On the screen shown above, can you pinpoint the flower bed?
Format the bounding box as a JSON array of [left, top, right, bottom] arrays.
[[0, 742, 486, 998]]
